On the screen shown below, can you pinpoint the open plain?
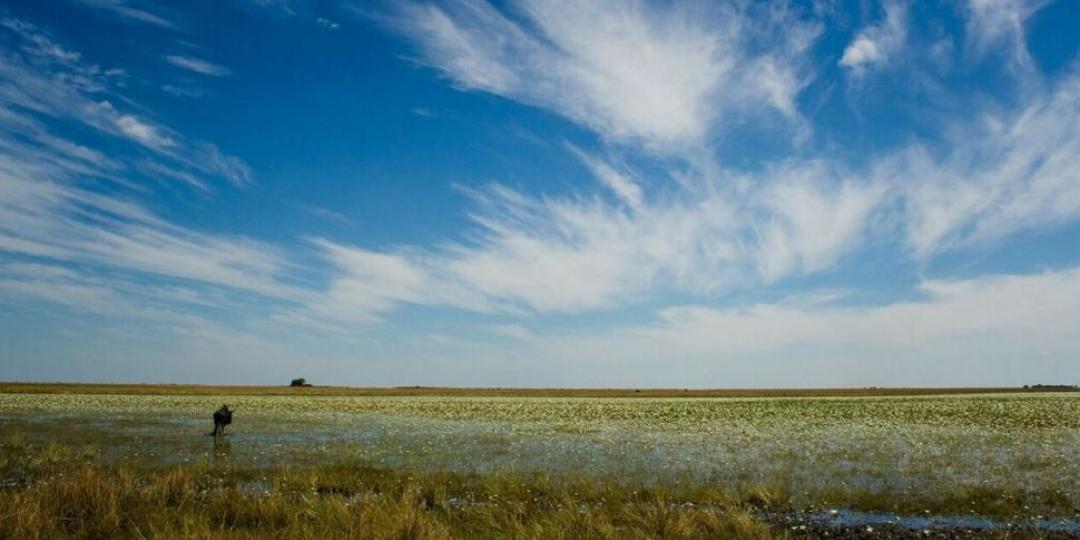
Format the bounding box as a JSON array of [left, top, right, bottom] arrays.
[[1, 385, 1078, 538]]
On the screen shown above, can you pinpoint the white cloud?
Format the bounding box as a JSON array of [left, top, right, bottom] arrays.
[[755, 164, 887, 281], [314, 240, 435, 317], [526, 267, 1080, 386], [566, 145, 643, 209], [164, 55, 232, 77], [198, 143, 253, 187], [390, 0, 819, 151], [303, 206, 353, 225], [8, 5, 1078, 332], [1, 262, 100, 305], [137, 160, 209, 191], [840, 37, 884, 68], [293, 63, 1080, 318], [0, 21, 249, 189], [899, 67, 1080, 258], [115, 113, 176, 149], [839, 0, 907, 76], [0, 18, 82, 64], [0, 157, 297, 299], [0, 19, 290, 305], [0, 261, 239, 325], [301, 156, 885, 316], [73, 0, 179, 29], [276, 239, 496, 329], [444, 185, 657, 312], [963, 0, 1050, 70]]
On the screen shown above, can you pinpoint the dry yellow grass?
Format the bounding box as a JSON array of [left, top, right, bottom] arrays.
[[0, 439, 777, 540]]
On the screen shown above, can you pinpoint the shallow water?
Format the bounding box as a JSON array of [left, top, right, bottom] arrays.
[[2, 392, 1079, 519], [772, 509, 1080, 535]]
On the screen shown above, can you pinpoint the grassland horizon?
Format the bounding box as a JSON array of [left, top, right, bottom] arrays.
[[3, 381, 1077, 398]]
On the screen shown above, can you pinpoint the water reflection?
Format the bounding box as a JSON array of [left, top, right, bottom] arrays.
[[212, 435, 232, 461]]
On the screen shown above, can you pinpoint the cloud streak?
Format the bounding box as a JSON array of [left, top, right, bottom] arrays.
[[164, 55, 232, 77], [389, 0, 819, 152], [0, 17, 287, 317], [73, 0, 179, 30]]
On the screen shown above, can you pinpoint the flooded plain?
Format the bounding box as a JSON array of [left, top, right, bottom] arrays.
[[2, 392, 1079, 533]]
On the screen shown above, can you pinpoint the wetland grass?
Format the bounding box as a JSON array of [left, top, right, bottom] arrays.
[[2, 390, 1078, 538], [2, 435, 1078, 539], [0, 438, 774, 540]]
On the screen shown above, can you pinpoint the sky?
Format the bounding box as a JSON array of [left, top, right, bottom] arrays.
[[0, 0, 1078, 388]]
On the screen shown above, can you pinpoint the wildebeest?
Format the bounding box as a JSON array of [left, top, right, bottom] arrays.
[[212, 404, 233, 436]]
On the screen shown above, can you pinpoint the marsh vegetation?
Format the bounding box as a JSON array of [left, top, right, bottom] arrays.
[[1, 389, 1078, 538]]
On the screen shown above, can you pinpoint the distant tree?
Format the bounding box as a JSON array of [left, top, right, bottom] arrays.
[[1024, 384, 1077, 391], [290, 378, 307, 387]]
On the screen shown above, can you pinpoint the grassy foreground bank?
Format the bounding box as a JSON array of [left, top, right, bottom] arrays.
[[3, 436, 1077, 539], [1, 437, 778, 539]]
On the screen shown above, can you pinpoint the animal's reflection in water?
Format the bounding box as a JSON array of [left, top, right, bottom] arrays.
[[212, 436, 232, 460]]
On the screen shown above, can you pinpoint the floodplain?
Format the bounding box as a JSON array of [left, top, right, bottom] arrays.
[[1, 386, 1078, 538]]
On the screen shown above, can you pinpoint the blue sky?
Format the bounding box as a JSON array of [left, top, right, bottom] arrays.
[[1, 0, 1078, 387]]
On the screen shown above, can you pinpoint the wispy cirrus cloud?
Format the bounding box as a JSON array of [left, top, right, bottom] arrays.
[[963, 0, 1052, 71], [72, 0, 179, 30], [299, 239, 495, 323], [388, 0, 819, 152], [297, 154, 886, 316], [164, 55, 232, 77], [0, 20, 250, 187], [0, 150, 295, 300], [896, 66, 1080, 258], [3, 1, 1078, 349], [9, 0, 1055, 329], [565, 145, 644, 210], [342, 0, 1078, 319], [0, 17, 285, 317]]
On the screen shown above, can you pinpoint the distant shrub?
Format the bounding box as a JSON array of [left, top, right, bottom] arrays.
[[1024, 384, 1078, 391], [290, 378, 310, 387]]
